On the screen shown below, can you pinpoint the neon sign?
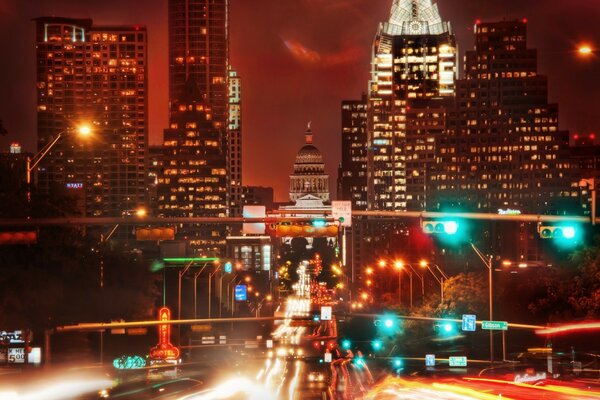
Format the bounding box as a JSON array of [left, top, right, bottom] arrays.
[[149, 307, 180, 360]]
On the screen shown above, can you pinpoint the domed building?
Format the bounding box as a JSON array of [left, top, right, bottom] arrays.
[[289, 125, 330, 203]]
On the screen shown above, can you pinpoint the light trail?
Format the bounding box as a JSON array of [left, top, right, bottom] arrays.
[[535, 321, 600, 335]]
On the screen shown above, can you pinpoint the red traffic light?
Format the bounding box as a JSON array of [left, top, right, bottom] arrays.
[[0, 231, 37, 245]]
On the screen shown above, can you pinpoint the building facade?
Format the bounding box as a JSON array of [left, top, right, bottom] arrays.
[[289, 126, 330, 203], [338, 94, 368, 210], [430, 20, 577, 214], [168, 0, 228, 125], [168, 0, 241, 219], [34, 17, 148, 217], [158, 78, 228, 255], [367, 0, 457, 211], [228, 67, 243, 216]]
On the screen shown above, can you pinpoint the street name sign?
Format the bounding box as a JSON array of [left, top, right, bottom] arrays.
[[449, 356, 467, 367], [482, 320, 508, 330], [462, 314, 477, 332]]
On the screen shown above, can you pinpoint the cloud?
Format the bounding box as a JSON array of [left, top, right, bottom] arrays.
[[283, 38, 364, 67]]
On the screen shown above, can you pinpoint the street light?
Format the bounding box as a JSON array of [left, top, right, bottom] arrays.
[[26, 124, 92, 202], [419, 260, 447, 303], [394, 260, 404, 305], [578, 44, 593, 56]]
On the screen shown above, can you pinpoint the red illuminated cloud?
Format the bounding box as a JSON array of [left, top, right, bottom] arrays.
[[283, 38, 363, 67], [283, 39, 322, 64]]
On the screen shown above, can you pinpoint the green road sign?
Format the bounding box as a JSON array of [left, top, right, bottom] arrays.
[[448, 356, 467, 367], [482, 320, 508, 330]]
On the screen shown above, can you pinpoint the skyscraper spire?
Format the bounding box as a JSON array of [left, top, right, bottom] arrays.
[[384, 0, 450, 36]]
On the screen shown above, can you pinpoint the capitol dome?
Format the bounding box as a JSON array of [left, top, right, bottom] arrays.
[[289, 124, 330, 203]]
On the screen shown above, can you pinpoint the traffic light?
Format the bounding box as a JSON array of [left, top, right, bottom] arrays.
[[341, 339, 351, 350], [538, 224, 581, 247], [135, 227, 175, 241], [224, 261, 233, 273], [371, 340, 383, 351], [0, 231, 37, 245], [375, 314, 401, 336], [422, 221, 459, 235]]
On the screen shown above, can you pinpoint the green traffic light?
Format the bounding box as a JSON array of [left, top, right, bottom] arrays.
[[341, 339, 351, 350], [372, 340, 383, 351]]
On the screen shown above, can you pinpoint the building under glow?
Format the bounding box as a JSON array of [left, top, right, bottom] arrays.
[[430, 19, 577, 214], [338, 94, 368, 210], [158, 78, 228, 255], [34, 17, 148, 217], [168, 0, 242, 219], [367, 0, 457, 211]]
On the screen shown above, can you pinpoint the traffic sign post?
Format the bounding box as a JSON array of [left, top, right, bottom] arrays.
[[462, 314, 477, 332], [482, 320, 508, 331], [449, 356, 467, 367], [235, 285, 248, 301], [425, 354, 436, 367], [320, 306, 332, 321], [332, 201, 352, 227]]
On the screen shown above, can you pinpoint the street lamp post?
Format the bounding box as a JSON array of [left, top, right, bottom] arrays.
[[471, 243, 494, 365], [26, 125, 91, 203], [208, 265, 222, 319], [420, 261, 446, 303]]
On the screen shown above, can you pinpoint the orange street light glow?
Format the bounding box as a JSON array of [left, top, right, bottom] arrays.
[[77, 125, 92, 136], [378, 260, 386, 268], [394, 260, 404, 270], [578, 45, 593, 55], [419, 260, 427, 268], [366, 267, 373, 275], [361, 293, 368, 300]]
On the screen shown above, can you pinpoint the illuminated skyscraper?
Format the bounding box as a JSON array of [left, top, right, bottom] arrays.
[[338, 94, 368, 210], [158, 78, 228, 254], [228, 67, 243, 216], [367, 0, 457, 211], [168, 0, 228, 125], [168, 0, 241, 218], [34, 17, 148, 217], [431, 20, 576, 214]]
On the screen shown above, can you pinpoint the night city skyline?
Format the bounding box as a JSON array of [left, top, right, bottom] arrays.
[[1, 0, 599, 200], [1, 0, 600, 397]]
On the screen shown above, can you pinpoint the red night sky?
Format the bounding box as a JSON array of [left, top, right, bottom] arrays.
[[1, 0, 599, 200]]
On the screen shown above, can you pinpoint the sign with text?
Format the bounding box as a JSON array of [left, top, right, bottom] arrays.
[[482, 320, 508, 331], [324, 352, 332, 363], [320, 306, 332, 321], [149, 306, 180, 360], [235, 285, 248, 301], [462, 314, 477, 332], [0, 330, 25, 344], [449, 356, 467, 367], [8, 348, 25, 364], [425, 354, 436, 367], [332, 201, 352, 227]]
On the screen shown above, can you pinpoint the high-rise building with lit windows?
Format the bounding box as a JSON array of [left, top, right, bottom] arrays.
[[430, 20, 576, 213], [158, 78, 227, 255], [34, 17, 148, 217], [338, 94, 368, 210], [168, 0, 228, 125], [228, 67, 242, 216], [168, 0, 242, 219], [367, 0, 457, 211]]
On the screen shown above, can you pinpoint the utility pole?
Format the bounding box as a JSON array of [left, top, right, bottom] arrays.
[[471, 243, 494, 365]]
